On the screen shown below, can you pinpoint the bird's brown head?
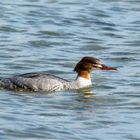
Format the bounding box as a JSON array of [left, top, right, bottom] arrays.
[[74, 56, 117, 73]]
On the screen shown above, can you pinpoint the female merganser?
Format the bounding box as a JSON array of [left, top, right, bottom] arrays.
[[0, 56, 116, 92]]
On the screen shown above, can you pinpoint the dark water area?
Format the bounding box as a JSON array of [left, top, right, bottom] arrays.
[[0, 0, 140, 139]]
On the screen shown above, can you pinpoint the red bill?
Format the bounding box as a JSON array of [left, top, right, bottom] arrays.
[[100, 64, 117, 70]]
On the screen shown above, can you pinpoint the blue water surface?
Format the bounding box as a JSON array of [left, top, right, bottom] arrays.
[[0, 0, 140, 139]]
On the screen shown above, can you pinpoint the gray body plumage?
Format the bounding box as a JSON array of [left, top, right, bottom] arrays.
[[0, 72, 73, 92]]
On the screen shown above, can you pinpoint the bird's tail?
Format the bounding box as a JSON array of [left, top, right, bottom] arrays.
[[0, 79, 4, 87]]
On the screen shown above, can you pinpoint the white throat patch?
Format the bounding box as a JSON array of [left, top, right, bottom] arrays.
[[76, 76, 92, 88]]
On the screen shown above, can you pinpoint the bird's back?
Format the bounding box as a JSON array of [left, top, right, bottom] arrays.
[[0, 72, 70, 91]]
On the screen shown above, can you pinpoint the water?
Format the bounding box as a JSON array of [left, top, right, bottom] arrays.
[[0, 0, 140, 139]]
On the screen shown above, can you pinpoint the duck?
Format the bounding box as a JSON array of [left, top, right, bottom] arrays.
[[0, 56, 116, 92]]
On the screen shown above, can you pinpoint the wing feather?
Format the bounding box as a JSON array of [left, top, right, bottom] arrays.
[[0, 72, 70, 91]]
